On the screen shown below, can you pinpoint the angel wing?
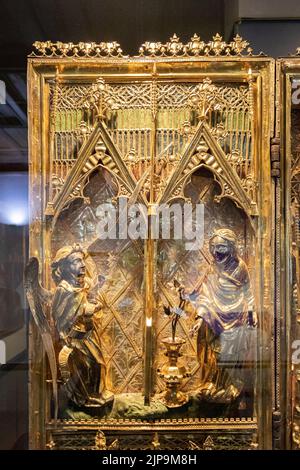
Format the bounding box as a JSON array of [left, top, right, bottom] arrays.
[[24, 257, 58, 421]]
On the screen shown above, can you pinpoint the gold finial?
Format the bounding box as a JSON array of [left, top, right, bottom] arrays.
[[82, 78, 116, 120], [31, 41, 123, 57], [138, 33, 252, 57], [189, 77, 221, 120]]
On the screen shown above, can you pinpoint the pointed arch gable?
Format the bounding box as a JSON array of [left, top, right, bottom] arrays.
[[159, 121, 258, 218], [48, 121, 137, 217]]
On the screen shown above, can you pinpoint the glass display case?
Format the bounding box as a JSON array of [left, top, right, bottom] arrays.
[[278, 53, 300, 450], [26, 34, 275, 450]]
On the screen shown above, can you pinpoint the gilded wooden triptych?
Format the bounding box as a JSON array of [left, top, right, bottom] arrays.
[[26, 34, 300, 450]]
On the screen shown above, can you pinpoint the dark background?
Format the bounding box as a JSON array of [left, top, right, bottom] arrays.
[[0, 0, 300, 450]]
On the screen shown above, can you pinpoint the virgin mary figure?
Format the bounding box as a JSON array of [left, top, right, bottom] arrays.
[[188, 228, 257, 403]]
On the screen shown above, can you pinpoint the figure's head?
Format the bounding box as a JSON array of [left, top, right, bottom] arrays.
[[209, 228, 238, 266], [51, 244, 86, 286]]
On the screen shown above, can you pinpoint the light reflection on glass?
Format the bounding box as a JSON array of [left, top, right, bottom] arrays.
[[0, 173, 28, 226]]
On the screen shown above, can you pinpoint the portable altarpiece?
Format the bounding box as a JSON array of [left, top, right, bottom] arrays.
[[26, 34, 295, 450]]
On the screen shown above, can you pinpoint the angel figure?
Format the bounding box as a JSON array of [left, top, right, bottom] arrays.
[[25, 244, 113, 415]]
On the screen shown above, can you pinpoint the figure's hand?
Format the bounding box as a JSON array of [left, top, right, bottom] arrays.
[[92, 301, 103, 314], [84, 301, 102, 316], [252, 310, 258, 327], [248, 310, 258, 327], [189, 318, 203, 338], [64, 335, 73, 348]]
